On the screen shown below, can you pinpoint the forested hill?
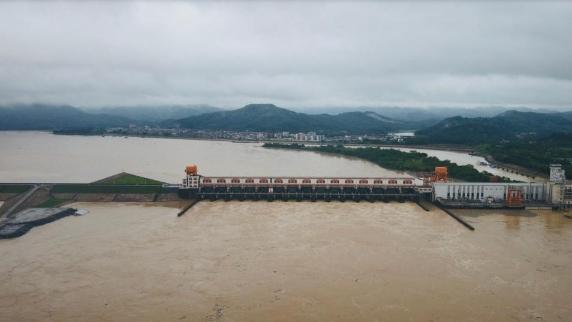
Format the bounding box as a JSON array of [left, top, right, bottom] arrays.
[[0, 104, 221, 130], [0, 104, 132, 130], [91, 105, 221, 122], [414, 110, 572, 144], [476, 132, 572, 179], [167, 104, 407, 134]]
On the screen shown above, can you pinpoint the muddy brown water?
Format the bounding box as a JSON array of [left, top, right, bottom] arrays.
[[0, 131, 405, 183], [0, 202, 570, 321], [0, 131, 531, 183]]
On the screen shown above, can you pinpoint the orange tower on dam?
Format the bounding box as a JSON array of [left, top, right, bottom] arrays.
[[433, 167, 448, 182]]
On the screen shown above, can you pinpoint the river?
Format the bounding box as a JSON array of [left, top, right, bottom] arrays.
[[0, 131, 533, 183], [0, 131, 404, 183], [0, 202, 570, 321], [383, 147, 536, 182]]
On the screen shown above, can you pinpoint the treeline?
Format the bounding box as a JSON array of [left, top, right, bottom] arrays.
[[53, 128, 105, 135], [475, 133, 572, 179], [263, 143, 506, 182]]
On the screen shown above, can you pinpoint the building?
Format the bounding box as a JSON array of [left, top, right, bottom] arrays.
[[434, 164, 572, 209], [433, 182, 548, 203], [549, 164, 572, 209], [293, 132, 324, 142]]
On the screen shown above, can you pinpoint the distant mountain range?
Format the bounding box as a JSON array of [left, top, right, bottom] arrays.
[[292, 106, 560, 122], [88, 105, 221, 122], [415, 110, 572, 144], [0, 104, 132, 130], [166, 104, 407, 134], [1, 104, 571, 140], [0, 104, 220, 130]]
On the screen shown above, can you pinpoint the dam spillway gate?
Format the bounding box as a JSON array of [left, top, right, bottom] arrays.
[[178, 165, 434, 202]]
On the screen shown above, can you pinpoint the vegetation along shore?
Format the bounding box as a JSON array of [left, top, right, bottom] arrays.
[[263, 143, 510, 182]]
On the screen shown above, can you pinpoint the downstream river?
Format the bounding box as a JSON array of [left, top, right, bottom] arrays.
[[0, 202, 570, 321], [0, 131, 531, 183]]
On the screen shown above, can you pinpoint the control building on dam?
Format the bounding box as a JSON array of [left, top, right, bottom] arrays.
[[179, 164, 572, 209]]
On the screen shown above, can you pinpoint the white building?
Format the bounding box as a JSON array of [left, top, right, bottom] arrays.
[[433, 182, 549, 202]]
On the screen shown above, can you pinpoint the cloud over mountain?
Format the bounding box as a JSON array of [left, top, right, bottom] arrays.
[[1, 1, 571, 108]]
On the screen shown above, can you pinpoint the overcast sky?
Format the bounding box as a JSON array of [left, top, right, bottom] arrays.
[[1, 1, 571, 109]]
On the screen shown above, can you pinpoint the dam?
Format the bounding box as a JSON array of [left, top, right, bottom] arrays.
[[178, 164, 572, 209], [178, 164, 435, 202]]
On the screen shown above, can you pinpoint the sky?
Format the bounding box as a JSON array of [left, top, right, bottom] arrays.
[[0, 1, 571, 109]]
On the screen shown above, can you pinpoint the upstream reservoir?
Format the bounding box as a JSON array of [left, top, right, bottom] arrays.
[[0, 131, 529, 183]]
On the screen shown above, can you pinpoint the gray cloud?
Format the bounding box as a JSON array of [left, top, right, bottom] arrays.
[[0, 1, 571, 109]]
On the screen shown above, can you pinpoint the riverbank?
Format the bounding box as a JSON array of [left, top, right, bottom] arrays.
[[0, 173, 183, 218], [484, 155, 547, 180], [52, 130, 476, 152], [264, 143, 509, 182]]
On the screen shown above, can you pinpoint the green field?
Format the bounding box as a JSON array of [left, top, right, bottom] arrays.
[[37, 197, 66, 208], [51, 184, 163, 194]]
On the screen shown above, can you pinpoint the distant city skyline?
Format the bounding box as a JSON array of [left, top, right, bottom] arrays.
[[1, 1, 571, 109]]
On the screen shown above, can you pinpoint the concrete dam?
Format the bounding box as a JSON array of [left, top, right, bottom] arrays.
[[178, 164, 572, 209]]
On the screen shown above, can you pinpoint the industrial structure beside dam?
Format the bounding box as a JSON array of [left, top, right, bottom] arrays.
[[179, 164, 572, 210]]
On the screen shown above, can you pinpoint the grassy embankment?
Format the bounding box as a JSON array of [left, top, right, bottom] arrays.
[[0, 185, 32, 194], [37, 197, 67, 208], [263, 143, 508, 182], [51, 173, 165, 194], [95, 173, 164, 185]]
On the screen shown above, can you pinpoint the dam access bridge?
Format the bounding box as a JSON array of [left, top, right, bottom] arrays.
[[179, 165, 436, 201]]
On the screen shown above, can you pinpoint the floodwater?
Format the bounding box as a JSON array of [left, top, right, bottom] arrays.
[[0, 131, 405, 183], [0, 202, 570, 321], [0, 131, 531, 183]]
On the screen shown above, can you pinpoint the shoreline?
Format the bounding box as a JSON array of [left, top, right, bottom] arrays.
[[50, 131, 475, 153]]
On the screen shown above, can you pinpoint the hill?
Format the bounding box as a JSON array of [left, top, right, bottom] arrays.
[[476, 132, 572, 179], [90, 105, 221, 122], [414, 110, 572, 144], [168, 104, 406, 134], [0, 104, 133, 130], [293, 106, 554, 123]]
